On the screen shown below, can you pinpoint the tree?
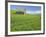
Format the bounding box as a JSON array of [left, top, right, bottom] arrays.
[[16, 8, 26, 14]]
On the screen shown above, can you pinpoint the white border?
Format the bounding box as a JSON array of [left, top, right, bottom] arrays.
[[8, 2, 43, 35]]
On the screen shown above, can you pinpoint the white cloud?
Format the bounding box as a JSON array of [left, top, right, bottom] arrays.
[[26, 10, 41, 14]]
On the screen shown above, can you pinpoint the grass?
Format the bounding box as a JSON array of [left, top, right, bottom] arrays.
[[10, 10, 41, 32], [11, 10, 16, 14]]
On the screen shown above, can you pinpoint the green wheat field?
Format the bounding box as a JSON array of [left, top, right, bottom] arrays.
[[10, 10, 41, 32]]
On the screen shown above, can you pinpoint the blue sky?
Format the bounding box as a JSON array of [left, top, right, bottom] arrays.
[[10, 5, 41, 14]]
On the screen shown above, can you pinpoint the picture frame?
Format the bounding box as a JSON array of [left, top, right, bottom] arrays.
[[5, 1, 45, 36]]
